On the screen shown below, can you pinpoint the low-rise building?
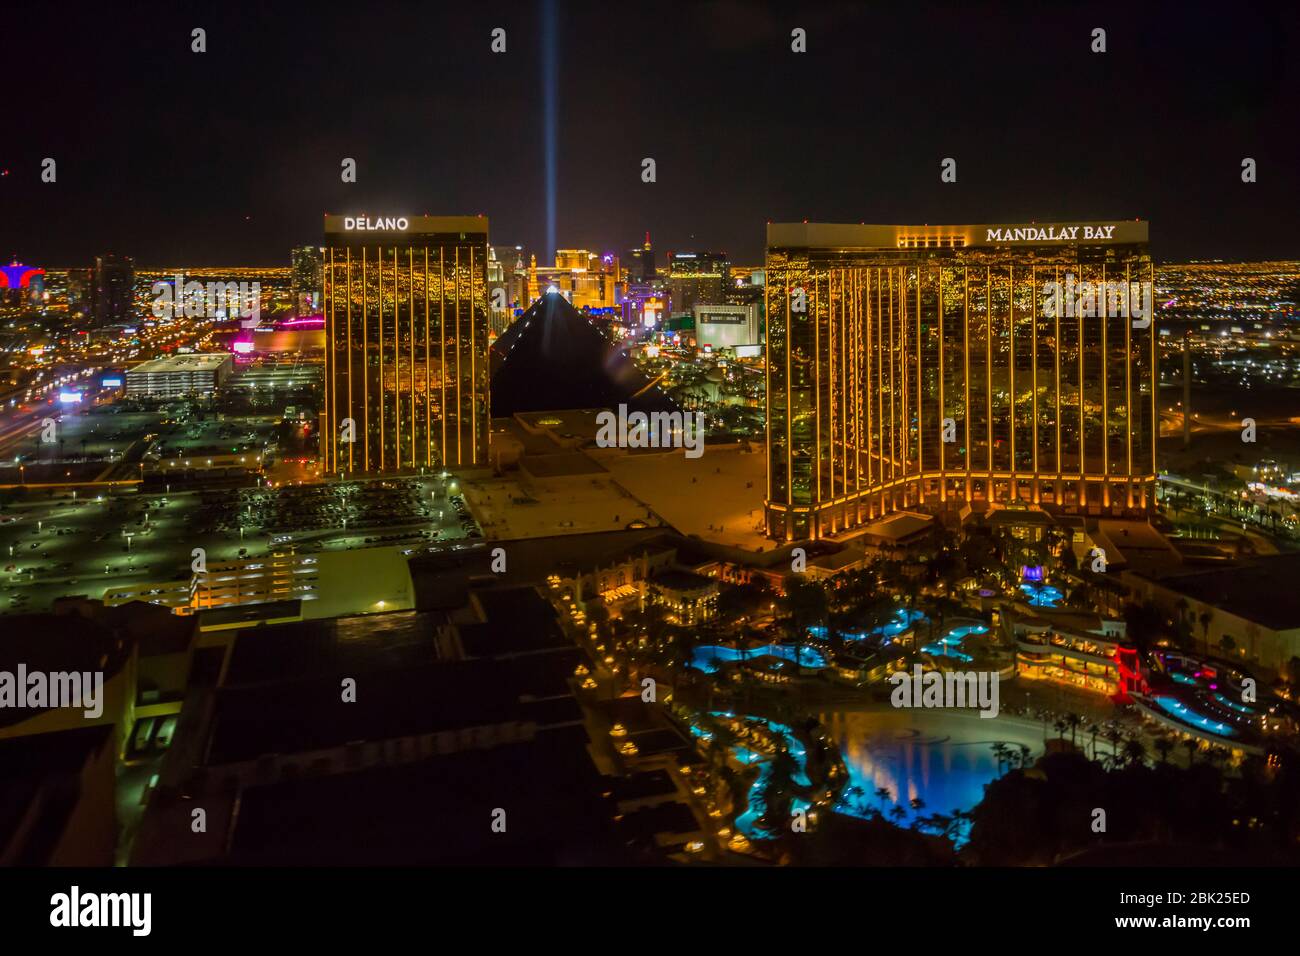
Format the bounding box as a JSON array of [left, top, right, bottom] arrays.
[[1007, 607, 1134, 697], [126, 353, 232, 398], [1125, 553, 1300, 673]]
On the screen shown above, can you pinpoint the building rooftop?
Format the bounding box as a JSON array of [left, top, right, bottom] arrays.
[[0, 614, 132, 730], [651, 569, 716, 592], [768, 220, 1149, 249], [322, 214, 488, 238], [226, 724, 625, 865], [520, 452, 608, 479], [128, 353, 231, 375], [1132, 553, 1300, 632], [223, 610, 442, 687], [458, 587, 570, 657], [206, 654, 582, 765], [0, 726, 114, 866], [861, 510, 935, 543]]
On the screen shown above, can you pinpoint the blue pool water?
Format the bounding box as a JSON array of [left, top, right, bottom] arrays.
[[1153, 695, 1236, 737], [1020, 583, 1064, 607], [696, 714, 812, 839], [809, 607, 929, 645], [920, 622, 989, 662], [920, 644, 974, 662], [1171, 671, 1198, 686], [1212, 692, 1254, 714], [690, 643, 829, 673], [823, 710, 1042, 847]]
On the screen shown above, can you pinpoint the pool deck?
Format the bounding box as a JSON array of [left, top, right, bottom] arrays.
[[1130, 694, 1265, 755]]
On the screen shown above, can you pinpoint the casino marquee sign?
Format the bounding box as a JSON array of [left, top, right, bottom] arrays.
[[979, 221, 1147, 245], [323, 214, 488, 238]]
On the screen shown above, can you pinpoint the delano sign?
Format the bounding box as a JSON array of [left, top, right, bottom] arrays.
[[323, 214, 489, 237], [343, 216, 408, 231]]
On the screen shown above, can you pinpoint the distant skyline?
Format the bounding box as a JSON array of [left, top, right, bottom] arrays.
[[3, 1, 1299, 266]]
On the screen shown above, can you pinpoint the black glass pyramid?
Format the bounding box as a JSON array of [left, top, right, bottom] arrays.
[[490, 292, 679, 416]]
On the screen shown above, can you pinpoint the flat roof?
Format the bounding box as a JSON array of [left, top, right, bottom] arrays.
[[0, 615, 131, 730], [862, 510, 935, 542], [768, 220, 1149, 250], [1135, 553, 1300, 632], [207, 655, 581, 764], [0, 726, 114, 863], [223, 610, 441, 686], [459, 588, 570, 656], [520, 452, 608, 479], [651, 569, 716, 591], [227, 725, 623, 864], [128, 353, 231, 374]]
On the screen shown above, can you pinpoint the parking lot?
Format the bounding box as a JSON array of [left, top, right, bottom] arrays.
[[0, 474, 478, 613]]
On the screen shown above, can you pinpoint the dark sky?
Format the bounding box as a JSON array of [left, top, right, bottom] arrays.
[[3, 0, 1298, 267]]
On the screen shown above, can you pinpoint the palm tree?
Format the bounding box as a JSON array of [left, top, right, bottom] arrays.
[[888, 805, 907, 826], [909, 797, 926, 826], [991, 741, 1009, 775], [1173, 598, 1192, 649], [1087, 722, 1101, 760], [844, 785, 867, 815], [944, 809, 968, 843], [1105, 726, 1124, 765], [1206, 746, 1229, 772], [1154, 736, 1174, 764], [874, 786, 892, 814], [1066, 712, 1083, 748], [1122, 738, 1146, 767], [1181, 737, 1199, 766], [1053, 718, 1068, 741], [1198, 610, 1214, 658]]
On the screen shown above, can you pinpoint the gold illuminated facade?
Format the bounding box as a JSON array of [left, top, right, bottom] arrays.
[[322, 215, 489, 473], [765, 222, 1157, 541]]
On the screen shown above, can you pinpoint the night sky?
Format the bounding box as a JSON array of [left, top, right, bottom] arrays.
[[3, 0, 1298, 267]]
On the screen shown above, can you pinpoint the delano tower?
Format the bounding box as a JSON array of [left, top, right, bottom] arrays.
[[321, 215, 489, 474], [765, 221, 1156, 541]]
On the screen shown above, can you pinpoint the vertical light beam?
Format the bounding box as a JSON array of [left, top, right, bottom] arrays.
[[542, 0, 558, 262]]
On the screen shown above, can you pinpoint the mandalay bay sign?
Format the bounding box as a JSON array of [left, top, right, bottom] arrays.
[[985, 224, 1119, 243]]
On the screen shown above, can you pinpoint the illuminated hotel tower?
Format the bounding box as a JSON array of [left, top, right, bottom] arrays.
[[322, 215, 489, 474], [764, 221, 1156, 541]]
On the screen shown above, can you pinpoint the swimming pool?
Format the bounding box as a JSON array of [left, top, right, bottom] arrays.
[[920, 643, 974, 662], [690, 643, 829, 673], [1212, 692, 1255, 715], [698, 714, 813, 839], [1019, 583, 1063, 607], [920, 622, 989, 662], [810, 607, 929, 645], [822, 709, 1042, 846], [1153, 695, 1236, 737]]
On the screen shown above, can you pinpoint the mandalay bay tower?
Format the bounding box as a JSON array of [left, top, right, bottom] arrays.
[[764, 221, 1156, 542], [321, 215, 490, 474]]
